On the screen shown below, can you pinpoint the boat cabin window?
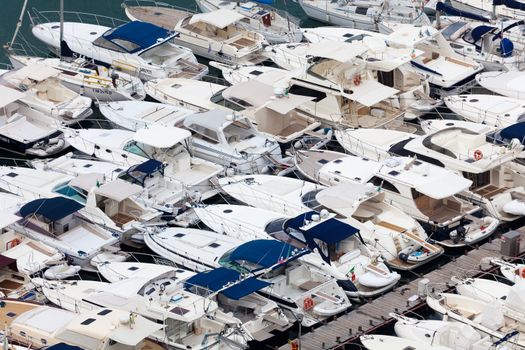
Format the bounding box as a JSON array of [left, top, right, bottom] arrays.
[[58, 330, 100, 350], [223, 119, 256, 143], [53, 183, 87, 204], [369, 176, 400, 193], [344, 34, 369, 43], [463, 171, 490, 190], [287, 84, 326, 103], [93, 35, 129, 53], [218, 249, 263, 273], [124, 141, 151, 158], [209, 90, 245, 111], [111, 39, 140, 53], [165, 318, 193, 342], [187, 123, 219, 144]]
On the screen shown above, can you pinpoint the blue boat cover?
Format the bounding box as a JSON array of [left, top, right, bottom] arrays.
[[44, 344, 83, 350], [436, 2, 490, 22], [493, 0, 525, 10], [410, 60, 443, 76], [498, 122, 525, 143], [103, 21, 173, 53], [471, 25, 496, 42], [500, 38, 514, 57], [184, 267, 271, 300], [129, 159, 164, 174], [19, 197, 84, 221], [285, 211, 359, 244], [254, 0, 274, 4], [228, 240, 307, 270]]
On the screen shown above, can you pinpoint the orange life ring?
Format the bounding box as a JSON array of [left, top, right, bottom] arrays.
[[473, 149, 483, 161], [6, 238, 21, 250], [303, 296, 314, 310], [290, 340, 299, 350], [519, 267, 525, 278], [353, 74, 361, 86]]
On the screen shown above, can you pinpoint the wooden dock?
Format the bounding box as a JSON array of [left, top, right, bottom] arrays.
[[278, 237, 522, 350]]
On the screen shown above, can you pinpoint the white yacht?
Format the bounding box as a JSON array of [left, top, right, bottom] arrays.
[[476, 71, 525, 99], [35, 276, 252, 349], [296, 0, 426, 32], [447, 0, 525, 19], [300, 26, 484, 92], [31, 14, 208, 81], [0, 193, 64, 275], [195, 203, 401, 296], [63, 126, 223, 199], [218, 175, 443, 270], [0, 166, 160, 239], [124, 6, 268, 65], [145, 228, 351, 327], [336, 126, 525, 222], [12, 197, 121, 268], [444, 94, 525, 128], [0, 299, 164, 350], [295, 150, 499, 247], [0, 85, 67, 157], [0, 64, 92, 123], [195, 0, 303, 43], [8, 55, 146, 101]]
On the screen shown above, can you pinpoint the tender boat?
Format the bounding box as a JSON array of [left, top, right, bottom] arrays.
[[8, 55, 146, 101], [34, 275, 253, 349], [195, 0, 303, 43], [124, 5, 268, 65], [476, 71, 525, 99], [195, 203, 401, 296], [63, 125, 224, 200], [145, 229, 351, 326], [444, 94, 525, 128], [218, 174, 443, 270], [0, 64, 92, 123], [295, 150, 499, 247], [336, 126, 525, 222], [0, 299, 164, 350], [31, 12, 208, 81], [0, 85, 67, 157], [0, 193, 64, 275], [0, 166, 160, 239], [453, 277, 512, 303], [296, 0, 427, 32]]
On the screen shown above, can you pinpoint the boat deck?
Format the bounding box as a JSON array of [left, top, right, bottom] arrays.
[[0, 300, 39, 326], [277, 237, 519, 350], [125, 6, 188, 30]]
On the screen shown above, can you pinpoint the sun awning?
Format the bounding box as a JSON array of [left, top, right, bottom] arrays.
[[109, 315, 164, 346], [0, 85, 26, 108], [184, 267, 271, 300], [103, 21, 174, 53], [315, 183, 381, 218], [342, 79, 398, 107], [19, 197, 84, 221], [228, 240, 309, 271], [415, 173, 472, 199], [284, 211, 359, 244], [266, 94, 315, 114], [42, 344, 83, 350], [498, 122, 525, 144], [69, 173, 105, 192], [133, 125, 191, 149], [305, 41, 368, 62], [189, 9, 245, 28], [95, 179, 142, 201], [222, 80, 274, 107], [15, 64, 61, 82]]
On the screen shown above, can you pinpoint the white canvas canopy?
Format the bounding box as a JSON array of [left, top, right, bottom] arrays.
[[315, 183, 382, 217], [14, 64, 60, 82], [343, 79, 398, 107], [109, 314, 164, 346], [133, 124, 191, 148], [69, 173, 106, 192], [95, 179, 142, 201], [305, 41, 368, 62], [266, 94, 315, 115], [189, 9, 245, 28], [414, 172, 472, 199], [0, 85, 25, 108]]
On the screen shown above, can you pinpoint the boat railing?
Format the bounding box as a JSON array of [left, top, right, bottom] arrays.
[[5, 40, 54, 61], [121, 0, 199, 14], [0, 157, 32, 167], [29, 8, 127, 29]]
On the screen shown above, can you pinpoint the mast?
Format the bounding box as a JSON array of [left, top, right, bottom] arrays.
[[59, 0, 64, 59], [8, 0, 30, 50]]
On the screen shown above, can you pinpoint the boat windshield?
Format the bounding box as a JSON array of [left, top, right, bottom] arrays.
[[210, 90, 245, 111], [218, 248, 263, 274], [223, 119, 257, 144], [124, 141, 152, 158], [52, 183, 87, 204]]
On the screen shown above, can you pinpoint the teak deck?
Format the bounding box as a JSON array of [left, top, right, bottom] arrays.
[[278, 238, 518, 350]]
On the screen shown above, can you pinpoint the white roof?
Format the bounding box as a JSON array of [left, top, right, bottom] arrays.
[[189, 9, 245, 28], [0, 85, 25, 108], [69, 173, 106, 192], [305, 41, 368, 62], [343, 79, 399, 107], [0, 212, 21, 228], [315, 183, 381, 217], [14, 64, 60, 82], [95, 179, 142, 201], [133, 124, 191, 148]]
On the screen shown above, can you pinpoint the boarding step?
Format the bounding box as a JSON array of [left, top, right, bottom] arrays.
[[366, 263, 391, 277], [402, 230, 441, 253]]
